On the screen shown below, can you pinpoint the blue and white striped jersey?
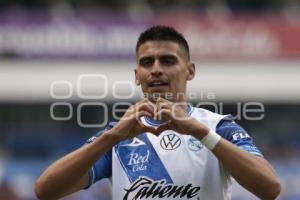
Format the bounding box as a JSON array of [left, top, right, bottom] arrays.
[[86, 106, 262, 200]]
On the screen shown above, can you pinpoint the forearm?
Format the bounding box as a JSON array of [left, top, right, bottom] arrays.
[[189, 121, 280, 200], [35, 130, 119, 200], [211, 139, 281, 200]]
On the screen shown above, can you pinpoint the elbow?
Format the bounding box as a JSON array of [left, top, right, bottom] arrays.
[[35, 178, 52, 200], [260, 180, 281, 200], [35, 178, 45, 200]]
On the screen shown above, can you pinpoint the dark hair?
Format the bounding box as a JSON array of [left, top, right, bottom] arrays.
[[136, 25, 190, 60]]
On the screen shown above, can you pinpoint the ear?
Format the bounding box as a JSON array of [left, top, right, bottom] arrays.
[[134, 69, 141, 85], [187, 63, 195, 81]]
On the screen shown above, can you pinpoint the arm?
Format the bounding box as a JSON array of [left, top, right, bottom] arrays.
[[155, 98, 281, 200], [35, 130, 118, 200], [211, 138, 281, 200], [189, 120, 280, 200], [211, 120, 281, 199], [35, 98, 157, 200]]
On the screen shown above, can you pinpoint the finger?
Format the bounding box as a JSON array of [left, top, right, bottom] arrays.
[[144, 98, 156, 110], [156, 98, 172, 112], [155, 102, 169, 120], [156, 102, 168, 111], [138, 97, 149, 103], [132, 98, 149, 111], [138, 103, 156, 116], [156, 97, 164, 107], [136, 98, 155, 106], [156, 108, 172, 121], [134, 99, 156, 117], [157, 96, 165, 102], [157, 97, 172, 104]]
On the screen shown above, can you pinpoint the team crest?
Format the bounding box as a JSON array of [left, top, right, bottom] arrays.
[[187, 137, 203, 152]]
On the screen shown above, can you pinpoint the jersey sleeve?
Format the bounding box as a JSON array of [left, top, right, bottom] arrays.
[[84, 121, 117, 189], [216, 119, 263, 157]]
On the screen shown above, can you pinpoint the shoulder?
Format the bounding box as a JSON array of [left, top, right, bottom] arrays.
[[191, 107, 232, 129], [86, 121, 118, 143], [192, 107, 229, 118], [216, 119, 263, 156], [97, 121, 118, 135], [216, 120, 247, 140]]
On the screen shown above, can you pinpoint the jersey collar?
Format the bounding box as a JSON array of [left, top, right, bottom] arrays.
[[144, 103, 193, 126]]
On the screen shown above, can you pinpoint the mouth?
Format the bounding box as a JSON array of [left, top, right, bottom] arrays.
[[148, 80, 169, 88]]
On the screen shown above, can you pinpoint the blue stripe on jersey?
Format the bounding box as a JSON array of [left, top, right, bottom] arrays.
[[84, 121, 117, 188], [216, 119, 263, 157], [115, 133, 173, 184]]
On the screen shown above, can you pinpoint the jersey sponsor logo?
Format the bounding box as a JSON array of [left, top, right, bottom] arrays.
[[160, 133, 181, 150], [120, 137, 146, 147], [116, 134, 173, 183], [128, 150, 150, 172], [123, 177, 200, 200], [187, 137, 203, 152], [232, 131, 250, 141]]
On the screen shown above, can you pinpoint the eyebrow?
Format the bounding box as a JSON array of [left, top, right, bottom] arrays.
[[138, 54, 178, 61], [138, 56, 153, 61], [159, 54, 177, 59]]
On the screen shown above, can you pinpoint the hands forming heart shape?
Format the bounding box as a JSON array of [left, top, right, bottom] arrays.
[[111, 97, 210, 142]]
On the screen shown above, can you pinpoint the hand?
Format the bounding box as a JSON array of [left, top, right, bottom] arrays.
[[154, 97, 209, 138], [110, 98, 159, 141]]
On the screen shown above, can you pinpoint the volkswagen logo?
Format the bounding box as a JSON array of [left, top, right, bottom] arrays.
[[160, 133, 181, 150]]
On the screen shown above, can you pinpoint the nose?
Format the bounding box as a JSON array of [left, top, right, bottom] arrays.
[[150, 59, 163, 77]]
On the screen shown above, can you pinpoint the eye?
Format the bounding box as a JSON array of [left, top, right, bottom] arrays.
[[139, 57, 154, 67], [160, 55, 177, 66]]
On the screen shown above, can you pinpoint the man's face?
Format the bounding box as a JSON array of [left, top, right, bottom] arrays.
[[135, 41, 195, 102]]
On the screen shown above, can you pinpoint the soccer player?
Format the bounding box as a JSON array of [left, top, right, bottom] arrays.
[[35, 26, 281, 200]]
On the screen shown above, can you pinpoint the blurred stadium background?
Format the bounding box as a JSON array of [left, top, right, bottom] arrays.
[[0, 0, 300, 199]]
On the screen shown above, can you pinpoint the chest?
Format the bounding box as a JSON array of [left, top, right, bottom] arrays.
[[114, 132, 213, 184]]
